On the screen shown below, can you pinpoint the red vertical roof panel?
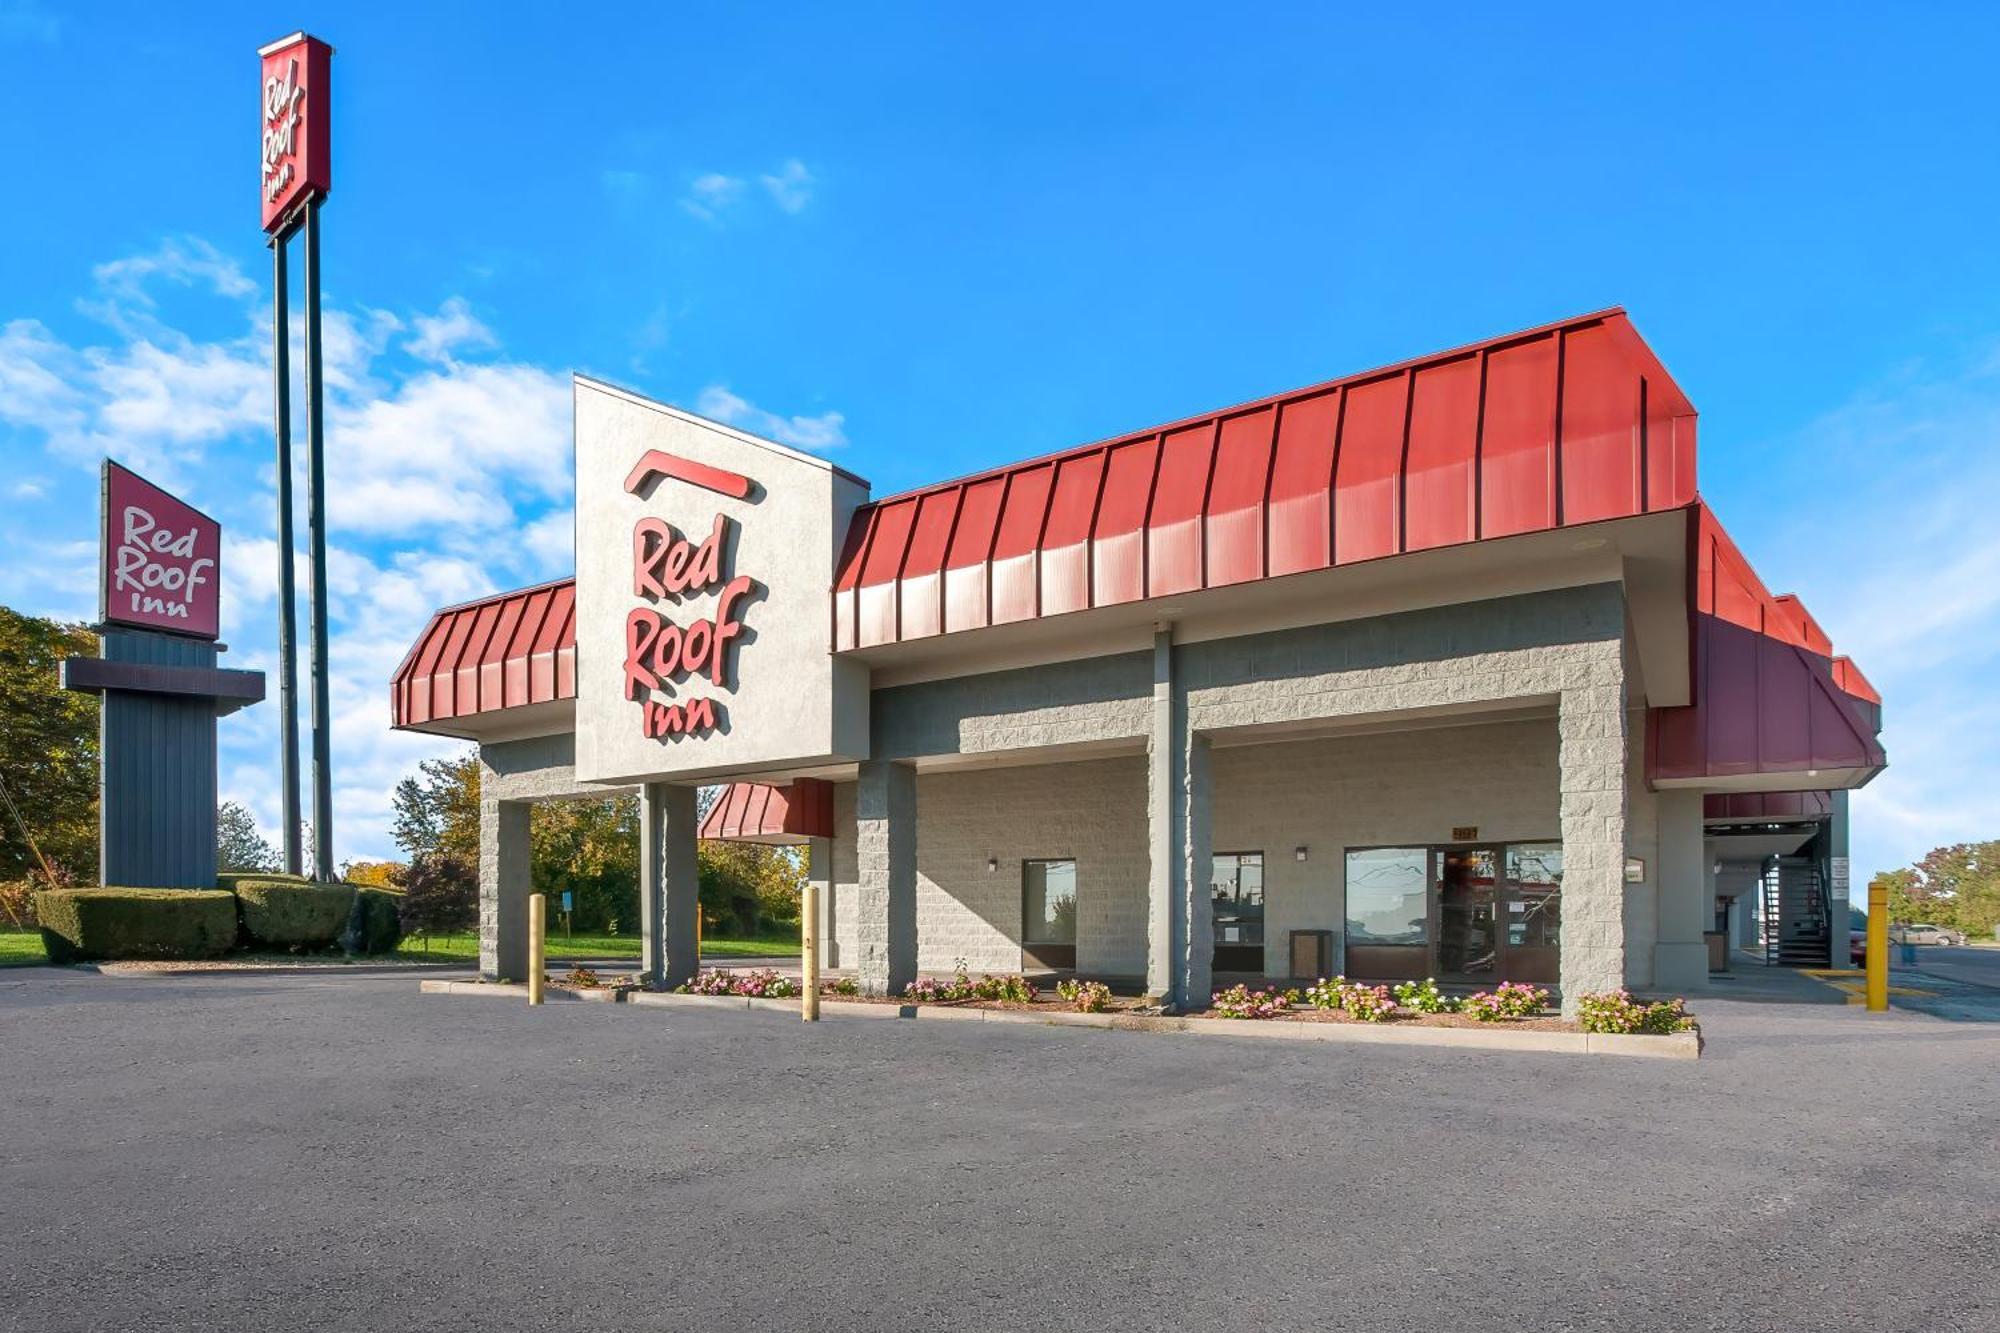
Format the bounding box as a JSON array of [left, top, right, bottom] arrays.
[[1147, 424, 1216, 597], [1333, 374, 1407, 564], [990, 463, 1055, 625], [1559, 321, 1642, 525], [1265, 389, 1340, 577], [1402, 355, 1480, 553], [1040, 450, 1107, 616], [1480, 334, 1559, 539], [897, 488, 960, 641], [857, 496, 918, 648], [1205, 408, 1276, 586], [1092, 436, 1159, 606], [944, 475, 1005, 633]]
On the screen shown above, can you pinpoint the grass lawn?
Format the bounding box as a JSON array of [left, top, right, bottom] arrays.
[[395, 929, 801, 963], [2, 928, 48, 968]]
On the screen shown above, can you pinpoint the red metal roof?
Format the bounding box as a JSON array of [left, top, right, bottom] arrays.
[[390, 578, 576, 729], [1646, 504, 1886, 788], [698, 779, 833, 843], [1703, 790, 1833, 823], [833, 309, 1700, 651]]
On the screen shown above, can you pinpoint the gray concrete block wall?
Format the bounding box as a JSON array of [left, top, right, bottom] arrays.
[[913, 757, 1149, 976], [1556, 663, 1630, 1006], [871, 649, 1151, 760], [854, 760, 917, 995], [1621, 706, 1661, 988], [1209, 718, 1563, 978]]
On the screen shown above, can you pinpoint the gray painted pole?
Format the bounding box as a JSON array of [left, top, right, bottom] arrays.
[[271, 232, 303, 877], [302, 199, 334, 881]]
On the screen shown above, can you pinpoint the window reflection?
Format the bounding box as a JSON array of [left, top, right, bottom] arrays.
[[1212, 851, 1264, 947], [1345, 848, 1429, 944], [1023, 859, 1076, 944]]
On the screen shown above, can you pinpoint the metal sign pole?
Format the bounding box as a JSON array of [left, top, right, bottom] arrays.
[[302, 197, 334, 881], [270, 231, 303, 877]]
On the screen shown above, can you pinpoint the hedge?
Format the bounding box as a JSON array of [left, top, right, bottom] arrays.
[[215, 871, 310, 893], [36, 889, 238, 963], [234, 878, 355, 948], [353, 886, 405, 955]]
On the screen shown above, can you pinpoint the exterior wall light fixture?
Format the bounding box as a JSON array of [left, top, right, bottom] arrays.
[[987, 856, 998, 872], [1294, 846, 1308, 862]]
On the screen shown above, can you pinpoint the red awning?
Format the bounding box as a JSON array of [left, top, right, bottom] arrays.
[[833, 308, 1699, 650], [1647, 505, 1885, 791], [698, 779, 834, 844], [390, 578, 576, 730]]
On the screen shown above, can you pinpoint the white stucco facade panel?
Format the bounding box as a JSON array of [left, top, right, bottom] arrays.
[[572, 377, 869, 785]]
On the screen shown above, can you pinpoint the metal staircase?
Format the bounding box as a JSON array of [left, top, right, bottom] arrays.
[[1761, 858, 1830, 966]]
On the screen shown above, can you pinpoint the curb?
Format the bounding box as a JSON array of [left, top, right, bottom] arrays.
[[420, 980, 1702, 1058]]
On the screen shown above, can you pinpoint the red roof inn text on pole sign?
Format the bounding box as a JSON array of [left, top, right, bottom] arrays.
[[101, 461, 221, 641], [259, 32, 332, 233]]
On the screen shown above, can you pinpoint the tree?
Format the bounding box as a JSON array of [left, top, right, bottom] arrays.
[[216, 800, 280, 874], [0, 606, 99, 882], [532, 796, 639, 932], [391, 752, 480, 861], [1875, 843, 2000, 939], [398, 851, 477, 940], [341, 860, 405, 889]]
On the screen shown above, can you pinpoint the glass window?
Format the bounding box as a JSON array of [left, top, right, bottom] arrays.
[[1023, 859, 1076, 945], [1345, 847, 1430, 944], [1505, 842, 1562, 949], [1212, 852, 1264, 946]]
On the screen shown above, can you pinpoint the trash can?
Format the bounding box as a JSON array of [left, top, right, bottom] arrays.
[[1704, 930, 1729, 974], [1289, 929, 1334, 980]]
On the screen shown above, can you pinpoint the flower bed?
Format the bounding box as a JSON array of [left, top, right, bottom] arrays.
[[1202, 976, 1698, 1037]]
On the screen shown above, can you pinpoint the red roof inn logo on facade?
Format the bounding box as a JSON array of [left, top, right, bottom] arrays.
[[101, 461, 221, 640], [621, 451, 759, 740], [259, 32, 332, 233]]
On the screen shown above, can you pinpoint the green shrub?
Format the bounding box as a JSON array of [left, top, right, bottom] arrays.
[[216, 871, 308, 893], [353, 886, 405, 955], [234, 878, 355, 948], [35, 889, 238, 962]]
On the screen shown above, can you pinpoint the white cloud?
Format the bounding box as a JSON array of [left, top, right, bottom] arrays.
[[695, 384, 847, 452], [680, 172, 745, 223], [760, 158, 815, 213], [404, 297, 497, 365], [8, 478, 46, 499], [90, 236, 254, 310]]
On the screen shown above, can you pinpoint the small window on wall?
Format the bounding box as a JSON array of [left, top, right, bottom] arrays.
[[1345, 847, 1429, 944], [1023, 859, 1077, 945], [1212, 852, 1264, 946]]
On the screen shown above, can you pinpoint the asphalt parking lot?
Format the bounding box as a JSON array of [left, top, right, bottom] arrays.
[[3, 968, 1995, 1333]]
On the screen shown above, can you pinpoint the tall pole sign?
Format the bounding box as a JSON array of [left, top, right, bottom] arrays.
[[260, 31, 335, 880]]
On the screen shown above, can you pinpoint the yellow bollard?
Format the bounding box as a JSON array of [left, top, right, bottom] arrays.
[[801, 879, 820, 1022], [528, 892, 546, 1006], [1865, 878, 1888, 1012]]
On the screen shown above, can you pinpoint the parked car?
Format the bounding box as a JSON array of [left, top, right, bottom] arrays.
[[1850, 930, 1867, 967], [1889, 923, 1967, 947]]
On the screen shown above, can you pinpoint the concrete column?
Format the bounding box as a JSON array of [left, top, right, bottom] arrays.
[[1827, 791, 1852, 966], [1557, 670, 1628, 1012], [1181, 731, 1214, 1008], [640, 782, 700, 989], [479, 797, 532, 982], [1652, 788, 1709, 992], [1146, 628, 1213, 1010], [855, 759, 916, 996], [1147, 630, 1176, 1002], [808, 834, 835, 968]]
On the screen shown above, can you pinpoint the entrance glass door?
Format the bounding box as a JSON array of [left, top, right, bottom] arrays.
[[1435, 847, 1498, 980]]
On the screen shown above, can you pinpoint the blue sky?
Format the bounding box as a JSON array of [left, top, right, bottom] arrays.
[[3, 3, 1997, 890]]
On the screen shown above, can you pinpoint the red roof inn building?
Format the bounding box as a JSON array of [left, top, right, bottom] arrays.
[[391, 310, 1885, 1010]]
